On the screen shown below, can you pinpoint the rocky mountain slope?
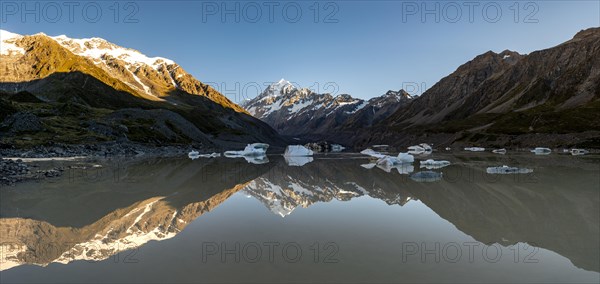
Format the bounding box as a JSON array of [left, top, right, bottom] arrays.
[[241, 79, 413, 136], [355, 28, 600, 148], [0, 30, 284, 149]]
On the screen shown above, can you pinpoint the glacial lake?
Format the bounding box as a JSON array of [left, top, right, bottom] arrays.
[[1, 153, 599, 283]]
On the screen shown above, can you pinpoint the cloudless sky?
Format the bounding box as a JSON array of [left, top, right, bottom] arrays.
[[1, 0, 599, 102]]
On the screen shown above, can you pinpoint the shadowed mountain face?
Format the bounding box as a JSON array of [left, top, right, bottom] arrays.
[[0, 31, 285, 147], [351, 28, 600, 148], [2, 155, 597, 273]]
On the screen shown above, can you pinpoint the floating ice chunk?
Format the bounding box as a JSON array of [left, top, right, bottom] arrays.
[[486, 165, 533, 174], [420, 159, 451, 169], [361, 149, 414, 171], [419, 143, 432, 151], [285, 156, 313, 166], [197, 152, 221, 158], [360, 163, 377, 169], [530, 147, 551, 155], [492, 149, 507, 154], [408, 143, 432, 155], [188, 150, 200, 160], [396, 152, 415, 163], [445, 147, 451, 151], [410, 171, 443, 182], [360, 149, 387, 159], [570, 149, 589, 156], [408, 145, 424, 154], [465, 147, 485, 152], [331, 144, 345, 152], [376, 156, 399, 169], [224, 143, 269, 157], [284, 145, 314, 157]]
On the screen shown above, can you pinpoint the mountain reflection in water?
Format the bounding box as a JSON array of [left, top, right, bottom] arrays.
[[0, 154, 598, 283]]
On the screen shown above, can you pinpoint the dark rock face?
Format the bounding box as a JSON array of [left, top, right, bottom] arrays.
[[0, 158, 64, 186], [1, 112, 44, 133]]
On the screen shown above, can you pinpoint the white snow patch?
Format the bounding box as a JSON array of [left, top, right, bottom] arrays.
[[0, 30, 25, 56]]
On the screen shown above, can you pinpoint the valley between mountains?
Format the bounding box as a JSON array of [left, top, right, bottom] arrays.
[[1, 27, 599, 154]]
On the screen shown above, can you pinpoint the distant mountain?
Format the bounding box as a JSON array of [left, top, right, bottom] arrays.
[[0, 30, 284, 148], [351, 27, 600, 148], [241, 79, 413, 136]]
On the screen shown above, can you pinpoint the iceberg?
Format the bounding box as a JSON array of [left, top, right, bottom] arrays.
[[419, 159, 451, 169], [199, 152, 221, 158], [492, 149, 507, 154], [360, 148, 387, 159], [361, 162, 414, 174], [570, 149, 589, 156], [408, 143, 432, 155], [188, 150, 200, 160], [284, 156, 313, 166], [224, 143, 269, 157], [486, 166, 533, 174], [284, 145, 314, 157], [464, 147, 485, 152], [397, 152, 415, 163], [530, 147, 551, 155], [360, 148, 414, 164], [331, 144, 345, 152], [420, 143, 433, 151], [360, 148, 414, 174], [410, 171, 443, 182], [408, 145, 425, 154]]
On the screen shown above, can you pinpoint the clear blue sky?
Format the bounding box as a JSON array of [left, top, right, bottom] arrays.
[[2, 1, 599, 102]]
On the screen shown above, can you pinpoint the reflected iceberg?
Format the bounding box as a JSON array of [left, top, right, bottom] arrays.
[[189, 151, 220, 160], [244, 155, 269, 164], [224, 143, 269, 157], [284, 145, 314, 157], [225, 143, 269, 164], [486, 165, 533, 174], [570, 149, 589, 156], [465, 147, 485, 152], [420, 159, 451, 169], [410, 171, 443, 182], [531, 147, 551, 155], [284, 155, 313, 166]]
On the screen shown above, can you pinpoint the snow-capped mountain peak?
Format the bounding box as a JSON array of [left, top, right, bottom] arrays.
[[51, 34, 175, 70], [241, 80, 414, 135], [0, 30, 25, 56]]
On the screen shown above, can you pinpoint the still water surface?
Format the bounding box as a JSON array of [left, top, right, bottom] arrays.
[[1, 153, 599, 283]]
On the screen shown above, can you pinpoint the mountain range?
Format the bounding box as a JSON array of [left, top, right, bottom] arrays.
[[1, 27, 599, 150], [242, 28, 600, 148], [242, 79, 413, 137], [0, 30, 284, 149]]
